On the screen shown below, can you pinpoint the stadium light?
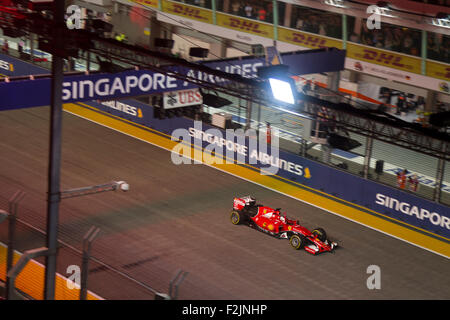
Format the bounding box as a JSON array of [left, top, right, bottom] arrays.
[[268, 78, 296, 105], [257, 64, 297, 105]]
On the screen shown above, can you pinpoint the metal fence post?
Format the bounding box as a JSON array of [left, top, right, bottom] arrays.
[[6, 247, 49, 300], [80, 226, 101, 300], [245, 98, 252, 130], [433, 156, 445, 203], [169, 269, 189, 300], [363, 135, 374, 179]]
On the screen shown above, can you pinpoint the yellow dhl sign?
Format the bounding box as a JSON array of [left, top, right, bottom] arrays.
[[161, 0, 213, 24], [346, 43, 422, 75], [216, 12, 274, 39], [426, 60, 450, 81], [131, 0, 158, 8], [278, 27, 343, 49]]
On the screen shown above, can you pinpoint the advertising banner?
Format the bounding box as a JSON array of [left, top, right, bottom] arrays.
[[216, 12, 274, 39], [426, 60, 450, 84], [201, 49, 346, 79], [164, 88, 202, 109], [0, 53, 49, 78], [346, 43, 422, 75], [277, 27, 343, 50], [161, 0, 213, 24], [0, 68, 198, 110], [346, 57, 450, 94], [201, 57, 265, 79], [131, 0, 158, 8]]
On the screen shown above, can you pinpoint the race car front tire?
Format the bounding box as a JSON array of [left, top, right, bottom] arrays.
[[289, 234, 305, 250], [312, 228, 327, 242], [230, 210, 243, 225]]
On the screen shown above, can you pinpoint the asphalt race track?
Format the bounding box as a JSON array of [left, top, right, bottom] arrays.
[[0, 107, 449, 300]]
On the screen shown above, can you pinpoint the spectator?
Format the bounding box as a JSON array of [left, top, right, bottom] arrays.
[[374, 32, 385, 49], [18, 39, 24, 54], [427, 36, 440, 60], [349, 32, 360, 43], [397, 169, 407, 190], [257, 5, 267, 21], [2, 40, 9, 53], [402, 34, 417, 55], [438, 37, 450, 63], [231, 1, 241, 16], [244, 3, 254, 19], [266, 122, 272, 145], [408, 174, 419, 192], [296, 17, 304, 30], [396, 94, 406, 114], [384, 30, 395, 51], [319, 21, 327, 36]]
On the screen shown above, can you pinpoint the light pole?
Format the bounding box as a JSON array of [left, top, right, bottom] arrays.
[[60, 181, 130, 199], [44, 0, 66, 300]]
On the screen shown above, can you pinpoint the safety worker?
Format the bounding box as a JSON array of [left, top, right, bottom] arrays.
[[115, 32, 126, 42], [397, 169, 407, 189], [266, 122, 272, 145], [408, 173, 419, 192], [2, 40, 9, 53]]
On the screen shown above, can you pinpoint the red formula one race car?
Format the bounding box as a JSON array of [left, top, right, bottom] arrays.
[[230, 196, 337, 255]]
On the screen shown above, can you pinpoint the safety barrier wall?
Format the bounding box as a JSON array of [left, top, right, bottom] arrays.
[[0, 243, 102, 300], [87, 98, 450, 240], [0, 53, 49, 78]]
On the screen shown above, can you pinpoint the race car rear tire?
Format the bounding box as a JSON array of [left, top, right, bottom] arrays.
[[230, 210, 244, 225], [289, 234, 305, 250], [312, 228, 327, 242]]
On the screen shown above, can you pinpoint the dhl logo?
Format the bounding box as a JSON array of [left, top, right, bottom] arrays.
[[133, 0, 157, 6], [433, 67, 450, 80], [172, 4, 207, 21], [288, 32, 329, 48], [360, 49, 411, 70], [228, 17, 264, 34], [441, 67, 450, 80]]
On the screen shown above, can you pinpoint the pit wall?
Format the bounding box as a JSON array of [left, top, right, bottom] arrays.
[[63, 99, 450, 258]]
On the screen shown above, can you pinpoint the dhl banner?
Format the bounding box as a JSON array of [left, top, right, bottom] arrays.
[[426, 60, 450, 83], [278, 27, 343, 50], [216, 12, 274, 39], [161, 0, 213, 24], [131, 0, 158, 8], [346, 43, 422, 75]]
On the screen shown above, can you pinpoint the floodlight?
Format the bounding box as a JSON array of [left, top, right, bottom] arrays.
[[268, 77, 296, 105]]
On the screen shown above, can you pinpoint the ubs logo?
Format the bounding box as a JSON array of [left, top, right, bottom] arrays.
[[172, 4, 206, 21], [228, 17, 264, 34]]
